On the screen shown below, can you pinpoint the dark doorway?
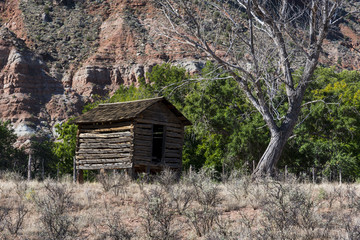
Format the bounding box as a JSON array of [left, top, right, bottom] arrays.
[[152, 125, 164, 162]]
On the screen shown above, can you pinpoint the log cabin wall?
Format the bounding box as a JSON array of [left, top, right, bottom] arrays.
[[76, 121, 134, 170], [133, 102, 184, 171]]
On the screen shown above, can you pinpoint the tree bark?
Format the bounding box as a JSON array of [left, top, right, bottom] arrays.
[[27, 154, 32, 181], [252, 130, 290, 177]]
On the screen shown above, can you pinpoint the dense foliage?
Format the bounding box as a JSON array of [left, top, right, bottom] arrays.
[[1, 64, 359, 181], [52, 120, 78, 176], [283, 68, 360, 181], [0, 121, 27, 174]]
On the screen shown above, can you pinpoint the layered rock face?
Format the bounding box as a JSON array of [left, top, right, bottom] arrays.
[[0, 27, 82, 137], [0, 0, 359, 140]]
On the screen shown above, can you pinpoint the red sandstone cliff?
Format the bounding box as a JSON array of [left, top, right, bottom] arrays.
[[0, 0, 359, 139]]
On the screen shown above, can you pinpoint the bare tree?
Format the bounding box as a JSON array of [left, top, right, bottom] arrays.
[[155, 0, 341, 176]]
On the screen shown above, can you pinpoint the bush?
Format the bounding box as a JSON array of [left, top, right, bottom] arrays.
[[97, 171, 129, 197], [95, 203, 133, 240], [256, 180, 331, 239], [0, 184, 28, 238], [34, 181, 78, 239], [141, 187, 179, 240], [183, 168, 223, 237]]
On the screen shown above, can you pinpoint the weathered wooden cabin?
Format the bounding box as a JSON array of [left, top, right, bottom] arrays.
[[73, 97, 191, 180]]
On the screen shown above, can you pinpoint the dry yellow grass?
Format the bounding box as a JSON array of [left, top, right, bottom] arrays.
[[0, 171, 359, 240]]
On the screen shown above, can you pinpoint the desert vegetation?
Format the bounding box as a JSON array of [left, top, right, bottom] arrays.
[[0, 169, 359, 240]]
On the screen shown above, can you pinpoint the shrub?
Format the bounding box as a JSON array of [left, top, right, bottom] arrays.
[[34, 181, 78, 239], [183, 168, 223, 237], [95, 203, 133, 240], [0, 185, 28, 238], [141, 187, 179, 240], [256, 180, 330, 239], [97, 171, 129, 197]]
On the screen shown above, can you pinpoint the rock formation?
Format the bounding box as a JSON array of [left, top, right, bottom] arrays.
[[0, 0, 359, 142]]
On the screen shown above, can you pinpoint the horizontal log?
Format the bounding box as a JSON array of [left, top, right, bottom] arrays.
[[166, 132, 182, 138], [76, 153, 131, 159], [134, 134, 152, 141], [77, 163, 132, 170], [76, 157, 131, 165], [133, 160, 181, 168], [164, 158, 181, 163], [79, 122, 132, 129], [79, 143, 132, 149], [133, 156, 152, 162], [133, 151, 152, 160], [79, 138, 132, 144], [135, 123, 152, 129], [80, 132, 132, 138], [166, 137, 182, 144], [81, 126, 133, 133], [136, 119, 181, 128], [135, 129, 152, 136], [165, 152, 181, 158], [165, 142, 182, 149], [165, 149, 181, 155], [166, 126, 183, 133], [142, 109, 180, 122], [133, 148, 152, 154], [134, 139, 151, 147], [77, 148, 132, 154]]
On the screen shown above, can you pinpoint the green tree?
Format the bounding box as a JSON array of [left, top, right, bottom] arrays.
[[182, 62, 268, 173], [53, 119, 78, 176], [30, 134, 57, 179], [0, 121, 27, 174], [157, 0, 340, 177], [281, 68, 360, 181]]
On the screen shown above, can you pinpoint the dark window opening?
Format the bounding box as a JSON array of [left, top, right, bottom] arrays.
[[152, 125, 164, 162]]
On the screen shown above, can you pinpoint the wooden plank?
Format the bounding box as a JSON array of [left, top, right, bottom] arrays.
[[133, 160, 180, 168], [142, 110, 179, 123], [134, 139, 151, 147], [133, 152, 152, 160], [166, 126, 183, 133], [166, 132, 182, 138], [79, 122, 132, 129], [165, 152, 181, 158], [165, 149, 181, 155], [77, 148, 132, 154], [77, 158, 131, 164], [135, 123, 152, 129], [133, 152, 151, 159], [136, 119, 181, 128], [135, 129, 152, 136], [79, 132, 132, 138], [76, 153, 131, 159], [143, 103, 182, 123], [78, 163, 132, 170], [134, 134, 152, 141], [133, 156, 152, 162], [164, 158, 181, 163], [79, 138, 132, 144], [165, 142, 182, 149], [81, 125, 133, 133], [166, 137, 182, 144], [79, 143, 131, 149]]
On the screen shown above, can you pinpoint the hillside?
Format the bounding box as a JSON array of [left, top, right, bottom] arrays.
[[0, 0, 359, 140]]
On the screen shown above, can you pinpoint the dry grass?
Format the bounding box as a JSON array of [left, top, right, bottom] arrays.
[[0, 170, 359, 240]]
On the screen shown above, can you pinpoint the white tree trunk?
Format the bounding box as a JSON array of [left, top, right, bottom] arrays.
[[252, 131, 289, 177]]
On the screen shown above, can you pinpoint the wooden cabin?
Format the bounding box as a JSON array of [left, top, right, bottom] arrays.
[[73, 97, 191, 181]]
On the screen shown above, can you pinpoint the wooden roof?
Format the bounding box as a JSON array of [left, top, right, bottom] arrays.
[[73, 97, 192, 125]]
